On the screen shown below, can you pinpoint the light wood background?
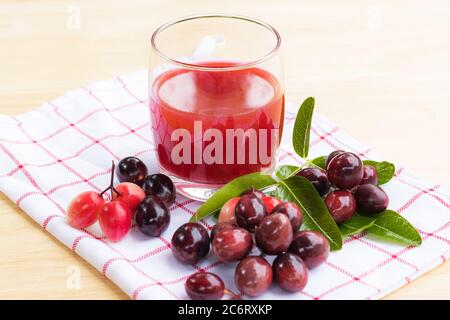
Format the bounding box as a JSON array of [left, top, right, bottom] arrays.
[[0, 0, 449, 299]]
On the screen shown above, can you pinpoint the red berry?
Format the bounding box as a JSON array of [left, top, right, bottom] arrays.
[[185, 272, 225, 300], [360, 165, 378, 185], [171, 223, 210, 264], [262, 196, 283, 213], [141, 173, 176, 206], [327, 152, 364, 189], [235, 194, 268, 232], [116, 156, 148, 184], [354, 184, 389, 214], [240, 188, 265, 199], [296, 168, 331, 196], [255, 213, 293, 255], [113, 182, 145, 214], [218, 197, 240, 224], [67, 191, 104, 229], [98, 201, 132, 242], [212, 227, 253, 262], [210, 222, 236, 241], [326, 150, 345, 168], [273, 252, 308, 292], [289, 231, 330, 269], [271, 202, 303, 231], [235, 256, 272, 297], [324, 190, 356, 224], [135, 196, 170, 237]]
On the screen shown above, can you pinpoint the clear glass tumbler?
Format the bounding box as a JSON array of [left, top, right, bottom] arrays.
[[149, 14, 284, 200]]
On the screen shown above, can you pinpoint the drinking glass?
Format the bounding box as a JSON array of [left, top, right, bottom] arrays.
[[149, 14, 284, 200]]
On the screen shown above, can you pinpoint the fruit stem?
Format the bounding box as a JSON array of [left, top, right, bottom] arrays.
[[100, 161, 121, 199]]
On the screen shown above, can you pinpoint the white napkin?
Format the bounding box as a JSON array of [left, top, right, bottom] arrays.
[[0, 70, 449, 299]]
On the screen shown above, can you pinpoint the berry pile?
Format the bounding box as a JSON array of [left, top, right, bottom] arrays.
[[66, 150, 391, 299], [175, 188, 330, 300], [66, 157, 175, 241], [298, 150, 389, 224]]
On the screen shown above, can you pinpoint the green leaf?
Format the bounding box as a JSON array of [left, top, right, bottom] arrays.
[[190, 173, 277, 222], [293, 97, 315, 158], [310, 155, 327, 170], [276, 176, 342, 251], [364, 210, 422, 246], [340, 215, 376, 236], [275, 165, 300, 180], [362, 160, 395, 185]]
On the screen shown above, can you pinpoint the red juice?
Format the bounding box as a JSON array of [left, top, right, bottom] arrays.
[[149, 61, 284, 184]]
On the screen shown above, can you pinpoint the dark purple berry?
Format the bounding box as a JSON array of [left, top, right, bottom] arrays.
[[289, 230, 330, 269], [135, 196, 170, 237], [354, 184, 389, 214], [116, 156, 148, 184], [141, 173, 176, 206], [185, 272, 224, 300], [361, 165, 378, 185], [235, 194, 268, 232], [240, 187, 265, 200], [210, 222, 236, 241], [327, 152, 363, 189], [326, 150, 345, 168], [255, 213, 293, 255], [212, 227, 253, 262], [296, 168, 331, 196], [235, 256, 272, 297], [273, 252, 308, 292], [171, 223, 210, 264], [324, 190, 356, 224], [271, 202, 303, 231]]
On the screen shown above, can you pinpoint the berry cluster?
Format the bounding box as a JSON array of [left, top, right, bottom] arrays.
[[66, 157, 175, 241], [66, 150, 391, 298], [174, 189, 330, 300], [297, 150, 389, 224]]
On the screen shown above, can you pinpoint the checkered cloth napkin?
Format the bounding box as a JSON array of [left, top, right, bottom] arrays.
[[0, 70, 449, 300]]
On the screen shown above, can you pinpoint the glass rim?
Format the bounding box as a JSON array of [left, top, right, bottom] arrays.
[[150, 14, 281, 72]]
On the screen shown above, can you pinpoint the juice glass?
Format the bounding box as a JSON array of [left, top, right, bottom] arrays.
[[149, 15, 284, 200]]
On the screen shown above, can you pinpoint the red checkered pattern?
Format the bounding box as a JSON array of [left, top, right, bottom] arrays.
[[0, 70, 449, 300]]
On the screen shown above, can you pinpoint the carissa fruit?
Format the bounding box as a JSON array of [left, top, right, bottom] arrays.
[[171, 223, 210, 264], [113, 182, 145, 214], [135, 196, 170, 237], [141, 173, 176, 206], [240, 187, 265, 199], [271, 202, 303, 231], [185, 272, 225, 300], [289, 230, 330, 269], [255, 213, 293, 255], [360, 165, 378, 185], [326, 150, 345, 168], [98, 161, 133, 242], [273, 252, 308, 292], [212, 226, 253, 262], [218, 197, 240, 224], [235, 194, 268, 232], [296, 168, 331, 196], [324, 190, 356, 224], [327, 152, 364, 190], [67, 191, 104, 229], [354, 184, 389, 214], [235, 256, 273, 297], [210, 222, 236, 241], [116, 156, 148, 184], [99, 201, 132, 242], [262, 196, 283, 213]]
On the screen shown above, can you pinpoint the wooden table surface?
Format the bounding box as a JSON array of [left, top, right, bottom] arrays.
[[1, 0, 449, 299]]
